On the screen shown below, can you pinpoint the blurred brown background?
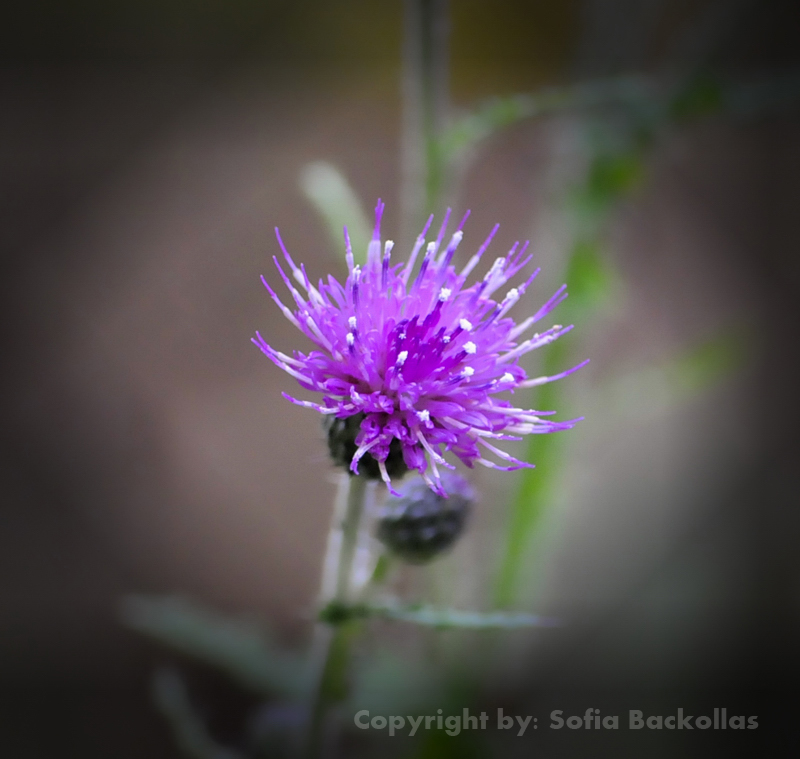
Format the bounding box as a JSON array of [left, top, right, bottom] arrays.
[[2, 0, 799, 756]]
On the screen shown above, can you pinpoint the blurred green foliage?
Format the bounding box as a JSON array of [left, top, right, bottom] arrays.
[[439, 78, 654, 166], [153, 668, 245, 759], [121, 12, 795, 749], [121, 595, 310, 698], [492, 71, 758, 606], [670, 76, 725, 119]]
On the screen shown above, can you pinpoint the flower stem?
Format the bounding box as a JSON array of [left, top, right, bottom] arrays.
[[400, 0, 451, 245], [304, 474, 368, 758]]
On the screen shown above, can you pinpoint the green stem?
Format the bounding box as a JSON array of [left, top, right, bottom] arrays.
[[335, 476, 367, 601], [304, 474, 368, 759], [400, 0, 451, 245], [494, 333, 568, 608]]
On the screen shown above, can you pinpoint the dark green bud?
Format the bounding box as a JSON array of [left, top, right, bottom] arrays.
[[376, 472, 474, 563], [324, 413, 408, 480]]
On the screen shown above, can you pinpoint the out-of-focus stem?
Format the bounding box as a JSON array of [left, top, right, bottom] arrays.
[[400, 0, 450, 247], [494, 340, 567, 608], [304, 474, 367, 759]]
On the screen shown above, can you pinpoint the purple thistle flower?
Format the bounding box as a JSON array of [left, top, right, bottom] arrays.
[[253, 200, 587, 496]]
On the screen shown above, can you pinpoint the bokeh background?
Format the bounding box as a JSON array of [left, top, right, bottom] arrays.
[[2, 0, 799, 756]]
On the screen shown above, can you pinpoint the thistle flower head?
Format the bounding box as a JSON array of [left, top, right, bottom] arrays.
[[253, 201, 586, 496]]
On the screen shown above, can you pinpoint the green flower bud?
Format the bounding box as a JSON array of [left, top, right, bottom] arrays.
[[376, 472, 474, 563], [324, 413, 408, 480]]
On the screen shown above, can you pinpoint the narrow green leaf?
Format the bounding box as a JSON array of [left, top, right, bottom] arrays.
[[121, 595, 309, 698], [315, 599, 556, 629], [608, 330, 749, 419], [152, 668, 244, 759], [439, 76, 655, 163], [299, 161, 371, 266], [368, 602, 558, 630], [670, 75, 724, 120], [586, 152, 645, 204]]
